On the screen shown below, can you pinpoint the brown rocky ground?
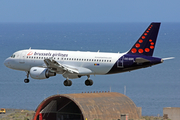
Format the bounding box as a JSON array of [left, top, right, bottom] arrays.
[[0, 109, 35, 120], [0, 109, 170, 120]]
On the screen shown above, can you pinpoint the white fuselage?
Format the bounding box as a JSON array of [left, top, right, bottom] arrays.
[[4, 49, 125, 75]]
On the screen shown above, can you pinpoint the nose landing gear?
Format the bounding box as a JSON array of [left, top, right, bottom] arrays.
[[24, 71, 30, 83]]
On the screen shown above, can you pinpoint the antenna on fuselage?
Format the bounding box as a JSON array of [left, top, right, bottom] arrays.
[[29, 47, 31, 50]]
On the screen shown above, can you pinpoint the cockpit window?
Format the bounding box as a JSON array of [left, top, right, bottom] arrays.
[[11, 54, 15, 58]]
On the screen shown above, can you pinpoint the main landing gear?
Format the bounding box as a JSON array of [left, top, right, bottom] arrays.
[[63, 79, 72, 86], [24, 71, 30, 83], [85, 75, 93, 86], [85, 79, 93, 86], [63, 75, 93, 86]]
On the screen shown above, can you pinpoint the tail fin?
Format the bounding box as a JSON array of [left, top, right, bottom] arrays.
[[127, 22, 161, 56]]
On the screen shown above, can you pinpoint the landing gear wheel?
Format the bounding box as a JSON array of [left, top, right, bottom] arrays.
[[63, 80, 72, 86], [24, 71, 30, 83], [85, 79, 93, 86], [24, 79, 29, 83]]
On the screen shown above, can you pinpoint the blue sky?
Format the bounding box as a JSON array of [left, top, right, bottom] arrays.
[[0, 0, 179, 23]]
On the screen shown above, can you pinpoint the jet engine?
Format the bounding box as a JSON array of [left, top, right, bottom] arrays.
[[30, 67, 56, 79]]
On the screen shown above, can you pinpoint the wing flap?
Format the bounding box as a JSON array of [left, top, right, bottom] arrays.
[[44, 58, 79, 74]]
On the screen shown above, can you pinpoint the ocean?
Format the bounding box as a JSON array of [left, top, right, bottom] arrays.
[[0, 23, 180, 116]]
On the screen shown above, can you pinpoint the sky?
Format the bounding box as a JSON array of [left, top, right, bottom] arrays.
[[0, 0, 180, 23]]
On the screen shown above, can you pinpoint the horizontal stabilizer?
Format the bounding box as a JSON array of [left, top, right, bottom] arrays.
[[135, 57, 150, 64]]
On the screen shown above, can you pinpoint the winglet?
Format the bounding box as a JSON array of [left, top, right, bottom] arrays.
[[127, 22, 161, 56]]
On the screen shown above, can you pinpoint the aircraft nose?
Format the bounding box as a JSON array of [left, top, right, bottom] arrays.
[[4, 58, 11, 67]]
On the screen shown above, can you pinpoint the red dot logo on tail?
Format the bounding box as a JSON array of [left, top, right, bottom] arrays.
[[142, 36, 146, 39], [135, 43, 140, 48], [128, 22, 160, 56], [150, 42, 154, 45], [145, 48, 150, 52], [131, 48, 137, 53], [150, 46, 154, 49], [138, 49, 143, 53], [139, 39, 143, 43]]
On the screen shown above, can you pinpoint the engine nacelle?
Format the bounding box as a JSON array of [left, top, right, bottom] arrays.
[[30, 67, 56, 79]]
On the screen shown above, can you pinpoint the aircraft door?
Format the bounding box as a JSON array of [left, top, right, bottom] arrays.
[[19, 51, 26, 64], [117, 56, 124, 68]]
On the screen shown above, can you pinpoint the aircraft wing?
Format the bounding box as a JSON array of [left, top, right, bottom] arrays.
[[44, 58, 93, 75], [44, 58, 79, 74]]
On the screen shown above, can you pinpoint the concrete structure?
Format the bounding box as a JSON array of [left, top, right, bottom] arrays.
[[163, 107, 180, 120], [33, 92, 141, 120]]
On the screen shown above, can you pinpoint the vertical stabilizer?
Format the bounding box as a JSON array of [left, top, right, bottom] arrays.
[[127, 22, 161, 56]]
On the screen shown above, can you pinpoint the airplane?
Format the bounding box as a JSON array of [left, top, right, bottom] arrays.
[[4, 22, 173, 86]]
